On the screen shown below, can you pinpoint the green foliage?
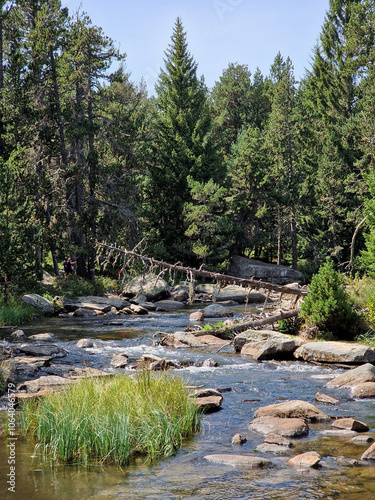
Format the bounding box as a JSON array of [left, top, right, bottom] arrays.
[[144, 17, 224, 262], [300, 260, 357, 336], [355, 330, 375, 347], [45, 275, 108, 298], [0, 361, 11, 397], [21, 371, 201, 466], [0, 297, 42, 327], [277, 318, 299, 336], [201, 321, 226, 331]]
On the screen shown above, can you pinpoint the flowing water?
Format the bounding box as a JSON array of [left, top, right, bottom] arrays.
[[0, 306, 375, 499]]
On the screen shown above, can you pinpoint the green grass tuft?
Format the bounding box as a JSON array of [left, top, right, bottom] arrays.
[[20, 371, 201, 466], [0, 297, 42, 326]]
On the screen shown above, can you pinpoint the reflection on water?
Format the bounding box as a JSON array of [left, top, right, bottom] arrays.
[[1, 309, 375, 499]]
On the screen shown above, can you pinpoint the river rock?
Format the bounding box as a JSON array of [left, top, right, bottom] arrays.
[[361, 442, 375, 460], [110, 354, 129, 368], [287, 451, 321, 468], [249, 416, 309, 438], [170, 332, 206, 347], [253, 400, 330, 423], [21, 294, 55, 315], [203, 454, 271, 468], [198, 335, 229, 346], [28, 333, 55, 341], [352, 434, 374, 444], [123, 273, 170, 301], [232, 433, 247, 445], [332, 418, 369, 432], [234, 329, 302, 353], [228, 255, 304, 285], [64, 296, 130, 311], [202, 358, 218, 367], [76, 338, 96, 348], [315, 392, 340, 405], [325, 363, 375, 388], [239, 330, 302, 360], [195, 284, 216, 294], [213, 285, 266, 304], [18, 343, 66, 358], [294, 341, 375, 364], [203, 304, 233, 318], [255, 443, 291, 455], [194, 395, 223, 412], [189, 310, 205, 321], [154, 299, 184, 311], [17, 375, 75, 393], [11, 330, 26, 340], [170, 284, 190, 302], [9, 356, 52, 379], [73, 308, 98, 317], [130, 303, 149, 315], [350, 382, 375, 399], [264, 433, 294, 447]]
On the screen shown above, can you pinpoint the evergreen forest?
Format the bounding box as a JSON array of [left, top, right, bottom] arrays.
[[1, 0, 375, 299]]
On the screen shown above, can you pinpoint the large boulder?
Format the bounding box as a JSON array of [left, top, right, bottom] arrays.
[[235, 329, 302, 360], [325, 363, 375, 388], [350, 382, 375, 399], [294, 341, 375, 364], [213, 285, 266, 304], [21, 294, 54, 315], [229, 256, 304, 285], [154, 299, 184, 311], [253, 400, 330, 423], [122, 273, 170, 301]]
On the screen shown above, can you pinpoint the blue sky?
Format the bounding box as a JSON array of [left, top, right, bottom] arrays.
[[62, 0, 329, 93]]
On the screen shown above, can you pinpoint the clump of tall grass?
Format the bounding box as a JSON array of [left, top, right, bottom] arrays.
[[20, 371, 201, 466], [0, 297, 41, 327]]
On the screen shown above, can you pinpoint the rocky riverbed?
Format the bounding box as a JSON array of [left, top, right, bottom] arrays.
[[1, 281, 375, 499]]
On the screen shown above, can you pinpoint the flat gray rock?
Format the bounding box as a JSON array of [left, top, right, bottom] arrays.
[[294, 341, 375, 364], [234, 329, 302, 353], [249, 416, 309, 438], [18, 343, 65, 358], [154, 299, 184, 310]]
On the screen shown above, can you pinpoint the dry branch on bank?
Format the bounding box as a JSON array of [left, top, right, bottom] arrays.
[[96, 243, 307, 297]]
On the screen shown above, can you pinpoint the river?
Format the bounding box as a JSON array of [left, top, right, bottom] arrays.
[[1, 305, 375, 499]]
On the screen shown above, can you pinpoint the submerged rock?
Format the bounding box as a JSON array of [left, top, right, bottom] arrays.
[[315, 392, 340, 405], [154, 299, 184, 311], [110, 354, 129, 368], [203, 454, 271, 468]]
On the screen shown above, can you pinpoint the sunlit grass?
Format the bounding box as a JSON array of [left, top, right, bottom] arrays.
[[20, 371, 201, 466]]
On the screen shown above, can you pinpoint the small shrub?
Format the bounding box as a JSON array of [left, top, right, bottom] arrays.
[[355, 330, 375, 346], [300, 260, 358, 337]]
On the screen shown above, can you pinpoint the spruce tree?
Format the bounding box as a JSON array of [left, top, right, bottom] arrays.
[[145, 18, 222, 262]]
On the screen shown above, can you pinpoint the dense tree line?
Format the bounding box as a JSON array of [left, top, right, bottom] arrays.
[[1, 0, 375, 299]]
